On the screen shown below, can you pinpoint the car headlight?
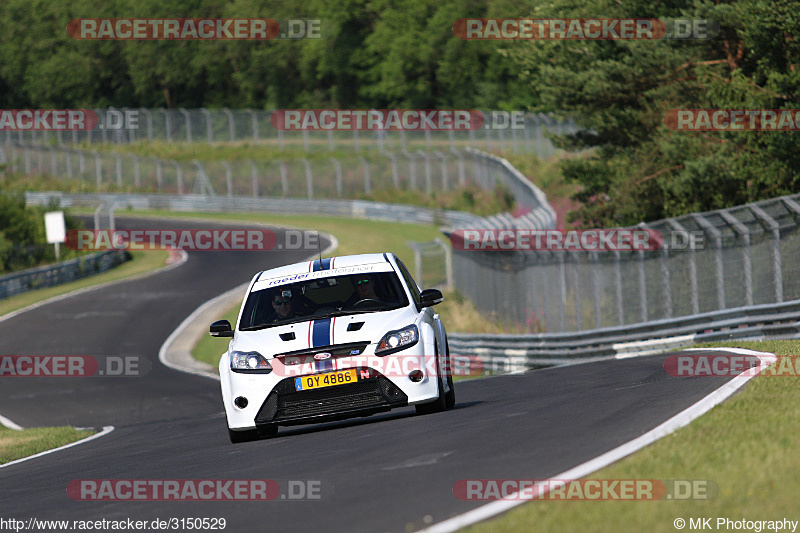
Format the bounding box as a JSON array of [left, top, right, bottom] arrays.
[[375, 325, 418, 356], [230, 351, 272, 373]]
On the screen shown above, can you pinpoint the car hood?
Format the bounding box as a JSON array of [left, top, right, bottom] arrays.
[[231, 307, 417, 357]]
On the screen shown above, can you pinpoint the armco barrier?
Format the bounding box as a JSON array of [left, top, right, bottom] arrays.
[[0, 250, 130, 300], [23, 191, 483, 228], [448, 298, 800, 370]]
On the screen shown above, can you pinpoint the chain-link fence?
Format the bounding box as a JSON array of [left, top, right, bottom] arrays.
[[440, 195, 800, 333], [0, 108, 576, 157], [0, 144, 559, 224], [407, 238, 452, 290]]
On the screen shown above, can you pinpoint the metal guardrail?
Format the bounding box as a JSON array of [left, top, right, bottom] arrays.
[[448, 298, 800, 372], [0, 250, 130, 300], [23, 191, 484, 228]]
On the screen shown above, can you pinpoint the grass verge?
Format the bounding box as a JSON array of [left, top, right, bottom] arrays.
[[0, 425, 94, 465], [465, 340, 799, 533]]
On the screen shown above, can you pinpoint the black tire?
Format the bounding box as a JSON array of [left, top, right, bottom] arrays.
[[416, 345, 446, 415], [444, 341, 456, 408], [228, 427, 259, 444]]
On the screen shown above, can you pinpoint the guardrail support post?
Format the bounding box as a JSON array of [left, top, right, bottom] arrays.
[[591, 252, 602, 329], [223, 108, 235, 141], [302, 159, 314, 199], [279, 161, 289, 196], [93, 150, 102, 188], [179, 108, 192, 142], [718, 210, 753, 307], [330, 158, 343, 196], [417, 151, 433, 195], [94, 203, 106, 231], [435, 237, 454, 290], [638, 250, 648, 323], [572, 256, 582, 331], [667, 219, 698, 315], [247, 159, 259, 198], [359, 157, 371, 195], [222, 161, 233, 197], [113, 152, 123, 188], [750, 205, 783, 303], [558, 253, 566, 331], [693, 214, 725, 310], [614, 251, 624, 325], [131, 154, 141, 188], [660, 243, 673, 318], [201, 108, 213, 143]]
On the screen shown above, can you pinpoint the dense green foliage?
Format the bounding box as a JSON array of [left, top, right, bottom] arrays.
[[0, 193, 84, 273], [0, 0, 534, 109], [510, 0, 800, 226], [1, 0, 798, 226]]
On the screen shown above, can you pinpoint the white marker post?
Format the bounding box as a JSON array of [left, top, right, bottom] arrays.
[[44, 211, 66, 261]]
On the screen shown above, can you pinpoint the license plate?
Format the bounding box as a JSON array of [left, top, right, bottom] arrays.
[[294, 369, 358, 391]]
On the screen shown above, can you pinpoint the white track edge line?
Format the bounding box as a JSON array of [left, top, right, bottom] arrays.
[[0, 426, 115, 470], [0, 414, 23, 431], [418, 348, 776, 533]]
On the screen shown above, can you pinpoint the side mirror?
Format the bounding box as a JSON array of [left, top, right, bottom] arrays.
[[417, 288, 444, 310], [210, 319, 233, 337]]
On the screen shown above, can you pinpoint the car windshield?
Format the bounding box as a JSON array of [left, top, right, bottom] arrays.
[[239, 271, 409, 330]]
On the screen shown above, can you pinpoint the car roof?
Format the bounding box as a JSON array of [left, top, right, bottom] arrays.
[[256, 253, 394, 282]]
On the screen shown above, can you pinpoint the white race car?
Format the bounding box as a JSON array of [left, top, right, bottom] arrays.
[[210, 253, 455, 443]]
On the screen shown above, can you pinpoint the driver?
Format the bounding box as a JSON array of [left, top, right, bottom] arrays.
[[345, 275, 381, 307], [270, 290, 306, 322]]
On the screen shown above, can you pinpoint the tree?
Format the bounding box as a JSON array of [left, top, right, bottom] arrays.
[[509, 0, 800, 226]]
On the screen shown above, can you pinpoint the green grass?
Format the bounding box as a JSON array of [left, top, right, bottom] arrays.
[[0, 249, 170, 318], [0, 425, 94, 465], [465, 340, 798, 533], [109, 208, 442, 267], [82, 139, 485, 161], [83, 139, 377, 162]]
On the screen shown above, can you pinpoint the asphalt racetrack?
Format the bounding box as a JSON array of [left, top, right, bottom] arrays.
[[0, 216, 740, 532]]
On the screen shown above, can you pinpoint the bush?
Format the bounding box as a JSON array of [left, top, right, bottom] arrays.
[[0, 193, 85, 274]]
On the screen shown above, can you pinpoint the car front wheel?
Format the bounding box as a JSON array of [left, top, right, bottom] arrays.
[[415, 346, 447, 415]]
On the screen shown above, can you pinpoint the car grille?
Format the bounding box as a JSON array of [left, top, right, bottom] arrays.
[[255, 374, 407, 424]]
